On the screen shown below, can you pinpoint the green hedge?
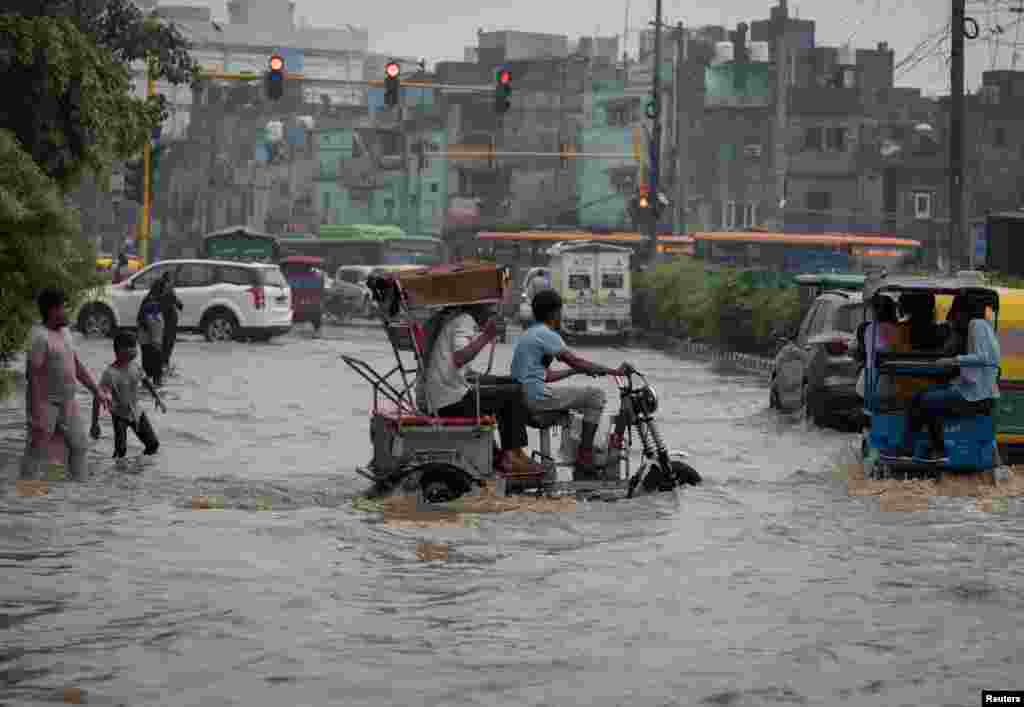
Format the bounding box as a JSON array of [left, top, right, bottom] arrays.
[[634, 259, 801, 356]]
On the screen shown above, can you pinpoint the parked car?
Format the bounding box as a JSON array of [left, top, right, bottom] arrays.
[[327, 265, 376, 320], [74, 259, 293, 342], [770, 289, 865, 427]]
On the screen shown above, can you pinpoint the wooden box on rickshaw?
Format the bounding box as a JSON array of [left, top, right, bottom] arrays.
[[398, 261, 510, 309]]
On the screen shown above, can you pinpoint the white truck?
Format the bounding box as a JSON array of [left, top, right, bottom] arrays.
[[547, 241, 632, 340]]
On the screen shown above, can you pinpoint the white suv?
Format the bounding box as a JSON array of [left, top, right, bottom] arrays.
[[75, 259, 293, 342]]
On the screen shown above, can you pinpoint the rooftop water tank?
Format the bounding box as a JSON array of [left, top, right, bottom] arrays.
[[713, 41, 735, 64], [748, 41, 770, 62]]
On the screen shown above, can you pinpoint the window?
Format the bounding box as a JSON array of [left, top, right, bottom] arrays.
[[218, 266, 256, 286], [807, 300, 834, 337], [601, 273, 625, 289], [724, 200, 738, 230], [912, 191, 932, 220], [834, 303, 865, 333], [258, 267, 289, 288], [797, 303, 819, 344], [804, 127, 823, 151], [994, 126, 1007, 147], [176, 263, 215, 288], [430, 182, 439, 193], [568, 274, 591, 290], [322, 191, 331, 214], [826, 127, 847, 151], [131, 264, 174, 290], [742, 202, 758, 229], [806, 191, 832, 212]]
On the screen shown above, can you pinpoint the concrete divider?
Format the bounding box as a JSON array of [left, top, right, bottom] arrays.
[[634, 331, 774, 377]]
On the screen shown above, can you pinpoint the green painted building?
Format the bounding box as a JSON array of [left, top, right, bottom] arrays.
[[577, 63, 674, 230], [314, 87, 448, 236]]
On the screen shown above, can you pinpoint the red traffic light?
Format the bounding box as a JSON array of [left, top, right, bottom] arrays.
[[268, 55, 284, 72], [385, 62, 400, 79], [497, 69, 511, 85]]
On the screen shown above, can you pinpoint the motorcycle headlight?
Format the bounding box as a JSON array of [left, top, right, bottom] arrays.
[[639, 385, 658, 414]]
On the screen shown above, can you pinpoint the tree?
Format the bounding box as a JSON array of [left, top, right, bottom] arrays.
[[0, 128, 100, 374], [0, 2, 198, 394], [1, 1, 199, 188]]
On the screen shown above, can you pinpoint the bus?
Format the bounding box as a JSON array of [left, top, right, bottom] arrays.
[[201, 226, 282, 263], [279, 225, 447, 273], [693, 231, 922, 277], [475, 231, 694, 270]]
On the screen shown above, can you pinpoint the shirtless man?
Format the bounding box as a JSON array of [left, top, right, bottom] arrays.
[[22, 288, 111, 480]]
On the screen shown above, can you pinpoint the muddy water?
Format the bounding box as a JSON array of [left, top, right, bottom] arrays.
[[1, 326, 1021, 706]]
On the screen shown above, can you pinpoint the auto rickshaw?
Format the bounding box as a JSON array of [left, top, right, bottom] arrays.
[[861, 277, 1002, 479], [279, 255, 326, 334]]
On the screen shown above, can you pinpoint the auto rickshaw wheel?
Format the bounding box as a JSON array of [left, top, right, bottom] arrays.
[[418, 463, 473, 503]]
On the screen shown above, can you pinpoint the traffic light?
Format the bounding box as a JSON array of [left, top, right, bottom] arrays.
[[265, 54, 285, 101], [124, 159, 144, 203], [629, 186, 654, 230], [495, 67, 511, 114], [384, 61, 400, 107]]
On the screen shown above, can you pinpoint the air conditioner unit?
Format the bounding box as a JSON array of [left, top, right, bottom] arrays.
[[744, 144, 763, 158]]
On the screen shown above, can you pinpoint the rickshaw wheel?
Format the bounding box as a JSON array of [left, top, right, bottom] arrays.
[[418, 463, 472, 503]]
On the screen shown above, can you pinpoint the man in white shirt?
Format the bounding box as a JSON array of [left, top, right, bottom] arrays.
[[420, 304, 534, 473]]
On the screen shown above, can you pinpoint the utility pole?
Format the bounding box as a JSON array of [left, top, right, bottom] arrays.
[[949, 0, 966, 274], [772, 2, 790, 232], [647, 0, 663, 265]]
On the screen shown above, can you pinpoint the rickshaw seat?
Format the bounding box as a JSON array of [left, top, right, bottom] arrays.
[[875, 397, 994, 416], [388, 414, 497, 427], [527, 411, 570, 429]]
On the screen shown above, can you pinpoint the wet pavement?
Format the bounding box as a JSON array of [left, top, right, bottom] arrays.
[[1, 325, 1022, 706]]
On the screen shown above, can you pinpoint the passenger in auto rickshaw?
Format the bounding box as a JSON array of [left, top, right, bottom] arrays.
[[856, 293, 906, 402], [889, 293, 964, 404], [418, 303, 539, 475], [895, 295, 1001, 461]]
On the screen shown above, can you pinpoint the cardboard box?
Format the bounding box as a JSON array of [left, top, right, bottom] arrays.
[[399, 261, 510, 308]]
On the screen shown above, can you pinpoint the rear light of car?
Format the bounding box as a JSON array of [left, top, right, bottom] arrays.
[[825, 338, 849, 356], [249, 285, 266, 310]]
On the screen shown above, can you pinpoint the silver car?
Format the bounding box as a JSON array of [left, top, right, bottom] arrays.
[[327, 265, 375, 319], [770, 290, 865, 427]]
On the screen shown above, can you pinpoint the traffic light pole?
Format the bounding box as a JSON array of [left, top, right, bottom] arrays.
[[646, 0, 663, 266], [140, 58, 156, 266]]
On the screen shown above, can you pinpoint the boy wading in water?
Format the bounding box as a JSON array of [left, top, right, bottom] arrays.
[[91, 331, 166, 458]]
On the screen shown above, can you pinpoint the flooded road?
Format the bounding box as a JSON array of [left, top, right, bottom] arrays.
[[2, 326, 1021, 706]]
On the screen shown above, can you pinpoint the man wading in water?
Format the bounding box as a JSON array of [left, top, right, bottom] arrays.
[[22, 288, 112, 480]]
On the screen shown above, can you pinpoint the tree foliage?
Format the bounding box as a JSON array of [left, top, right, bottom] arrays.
[[0, 2, 199, 394], [0, 128, 101, 365], [636, 259, 801, 355]]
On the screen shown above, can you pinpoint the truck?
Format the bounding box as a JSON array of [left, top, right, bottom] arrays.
[[547, 240, 632, 340]]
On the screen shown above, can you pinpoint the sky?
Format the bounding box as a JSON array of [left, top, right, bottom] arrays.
[[227, 0, 1024, 94]]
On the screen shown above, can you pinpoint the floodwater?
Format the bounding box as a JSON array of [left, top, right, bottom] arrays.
[[1, 325, 1021, 706]]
